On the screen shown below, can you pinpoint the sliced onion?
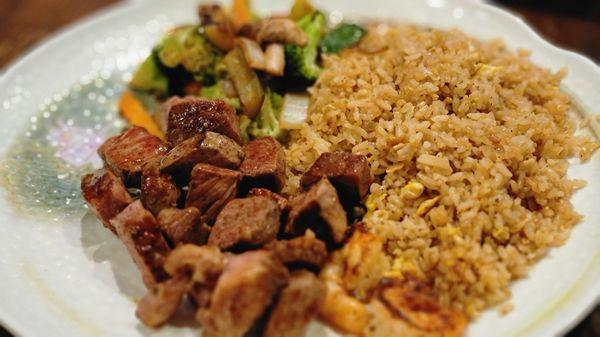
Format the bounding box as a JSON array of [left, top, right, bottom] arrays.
[[264, 43, 285, 77], [280, 93, 309, 129], [223, 46, 264, 118], [236, 37, 265, 70]]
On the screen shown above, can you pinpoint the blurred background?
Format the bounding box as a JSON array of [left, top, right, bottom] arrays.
[[0, 0, 598, 336]]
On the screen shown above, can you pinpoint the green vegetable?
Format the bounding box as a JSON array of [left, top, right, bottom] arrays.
[[320, 23, 366, 54], [244, 90, 287, 141], [239, 115, 252, 143], [157, 26, 221, 82], [284, 12, 326, 82], [130, 50, 169, 96], [200, 82, 241, 110]]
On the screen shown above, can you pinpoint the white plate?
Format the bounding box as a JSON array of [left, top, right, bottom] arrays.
[[0, 0, 598, 336]]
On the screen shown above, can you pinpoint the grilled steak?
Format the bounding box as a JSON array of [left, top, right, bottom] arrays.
[[161, 132, 244, 183], [247, 188, 289, 211], [164, 244, 226, 279], [81, 168, 133, 234], [111, 200, 171, 287], [300, 152, 371, 208], [140, 159, 180, 215], [164, 244, 226, 309], [285, 178, 348, 245], [185, 163, 242, 224], [166, 97, 241, 146], [98, 126, 169, 186], [208, 196, 281, 250], [239, 137, 286, 193], [265, 230, 328, 269], [157, 207, 210, 246], [136, 273, 190, 327], [197, 251, 289, 337], [262, 270, 326, 337]]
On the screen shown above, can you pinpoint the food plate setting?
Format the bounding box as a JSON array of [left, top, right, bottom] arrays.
[[0, 0, 598, 337]]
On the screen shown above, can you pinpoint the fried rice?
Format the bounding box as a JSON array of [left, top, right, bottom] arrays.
[[283, 24, 600, 317]]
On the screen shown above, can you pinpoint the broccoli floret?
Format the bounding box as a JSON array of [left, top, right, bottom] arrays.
[[245, 90, 287, 141], [157, 26, 221, 82], [200, 82, 241, 110], [130, 50, 169, 96], [284, 12, 326, 82]]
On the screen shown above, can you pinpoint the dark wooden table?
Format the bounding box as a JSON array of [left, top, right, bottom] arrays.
[[0, 0, 598, 336]]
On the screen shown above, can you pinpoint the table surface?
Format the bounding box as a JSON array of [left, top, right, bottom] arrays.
[[0, 0, 598, 336]]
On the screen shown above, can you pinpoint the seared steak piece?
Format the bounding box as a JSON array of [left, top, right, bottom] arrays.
[[81, 168, 133, 234], [185, 164, 242, 224], [265, 230, 328, 269], [157, 207, 210, 246], [285, 178, 348, 245], [166, 97, 241, 146], [164, 244, 226, 279], [248, 188, 289, 211], [164, 244, 226, 309], [239, 137, 286, 193], [208, 196, 281, 250], [136, 273, 190, 327], [111, 200, 171, 287], [197, 251, 289, 337], [98, 126, 169, 186], [300, 152, 372, 208], [161, 132, 244, 183], [140, 160, 180, 215], [263, 270, 326, 337]]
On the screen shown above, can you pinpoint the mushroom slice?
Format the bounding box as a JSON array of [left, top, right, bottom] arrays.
[[264, 43, 285, 76], [236, 37, 266, 70], [256, 18, 308, 46]]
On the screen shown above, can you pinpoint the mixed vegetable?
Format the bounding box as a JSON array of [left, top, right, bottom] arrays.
[[126, 0, 366, 142]]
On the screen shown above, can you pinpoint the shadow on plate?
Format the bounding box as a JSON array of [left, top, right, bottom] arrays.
[[80, 211, 203, 334], [80, 211, 146, 299]]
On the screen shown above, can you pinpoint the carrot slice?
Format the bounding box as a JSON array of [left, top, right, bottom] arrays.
[[118, 91, 165, 140], [231, 0, 252, 31]]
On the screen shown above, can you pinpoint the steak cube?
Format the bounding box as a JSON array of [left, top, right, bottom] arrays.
[[111, 200, 171, 288], [140, 160, 180, 215], [263, 270, 326, 337], [164, 245, 226, 309], [157, 207, 210, 246], [185, 164, 241, 224], [247, 188, 289, 211], [166, 97, 241, 146], [98, 126, 169, 186], [136, 273, 190, 327], [197, 251, 289, 337], [285, 178, 348, 245], [81, 168, 133, 234], [161, 132, 244, 183], [239, 137, 285, 193], [300, 152, 372, 208], [208, 196, 281, 250], [265, 230, 328, 269]]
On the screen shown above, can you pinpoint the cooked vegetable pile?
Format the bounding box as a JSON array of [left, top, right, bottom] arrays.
[[128, 0, 366, 143]]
